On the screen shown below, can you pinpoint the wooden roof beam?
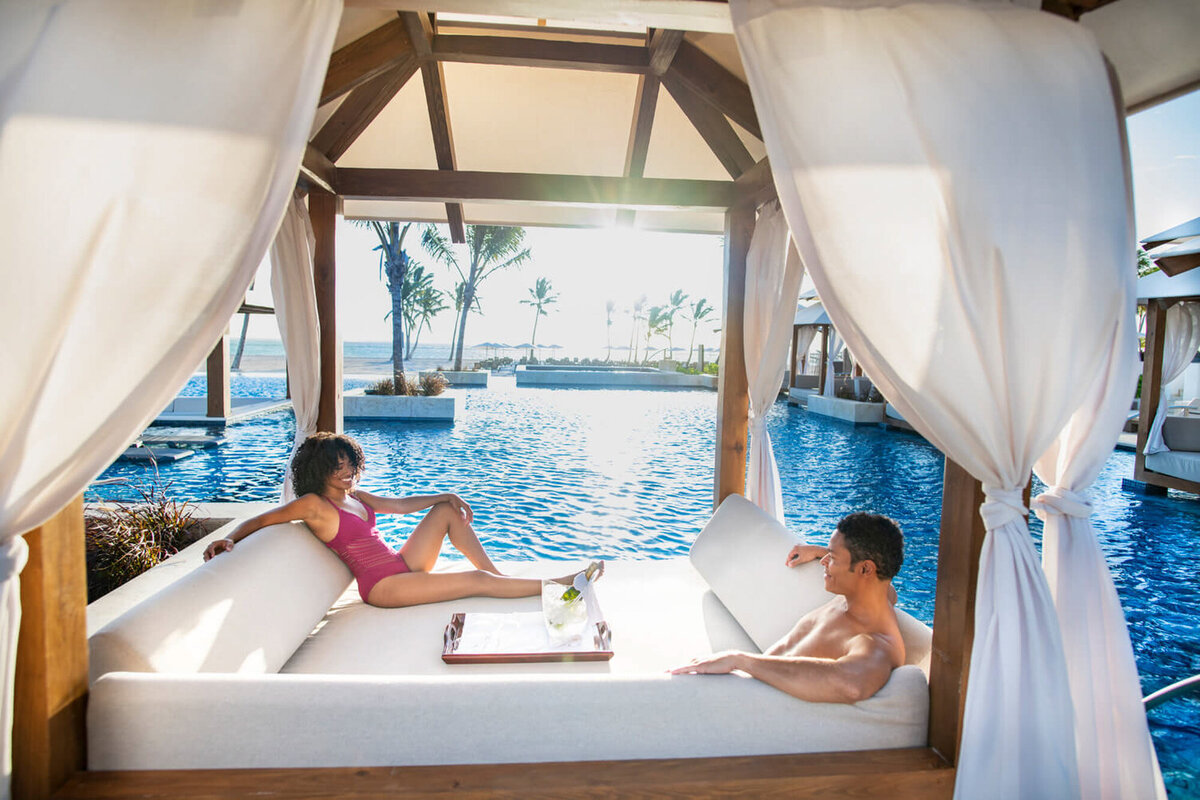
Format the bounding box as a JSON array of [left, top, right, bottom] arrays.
[[420, 59, 466, 243], [432, 34, 651, 73], [300, 144, 338, 194], [617, 72, 662, 227], [668, 40, 760, 140], [338, 168, 736, 209], [311, 59, 421, 162], [649, 29, 686, 76], [662, 73, 755, 179], [734, 157, 775, 209], [321, 18, 417, 106], [399, 11, 434, 59]]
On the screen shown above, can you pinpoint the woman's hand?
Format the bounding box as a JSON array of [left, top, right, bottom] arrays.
[[785, 544, 827, 568], [443, 493, 473, 524], [204, 538, 235, 561]]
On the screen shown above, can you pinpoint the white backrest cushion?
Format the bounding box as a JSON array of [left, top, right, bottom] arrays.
[[89, 522, 351, 681], [690, 494, 931, 672]]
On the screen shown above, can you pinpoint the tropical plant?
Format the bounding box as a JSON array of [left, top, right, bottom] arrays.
[[400, 265, 447, 359], [423, 225, 532, 370], [520, 277, 559, 360], [644, 306, 671, 362], [605, 300, 616, 361], [354, 220, 427, 385], [663, 289, 689, 354], [85, 478, 201, 601], [364, 373, 446, 397], [628, 295, 647, 363], [682, 298, 715, 365], [1137, 247, 1159, 277]]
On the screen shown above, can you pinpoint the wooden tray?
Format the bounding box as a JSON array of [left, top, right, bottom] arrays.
[[442, 611, 613, 664]]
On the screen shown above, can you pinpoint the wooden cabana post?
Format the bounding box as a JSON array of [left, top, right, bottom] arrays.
[[206, 334, 231, 420]]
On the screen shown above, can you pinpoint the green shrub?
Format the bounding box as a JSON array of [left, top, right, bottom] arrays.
[[85, 480, 200, 602]]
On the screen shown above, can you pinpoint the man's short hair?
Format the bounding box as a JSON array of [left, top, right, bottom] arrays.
[[836, 513, 904, 580]]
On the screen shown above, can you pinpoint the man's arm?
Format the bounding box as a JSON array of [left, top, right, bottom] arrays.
[[670, 635, 895, 704]]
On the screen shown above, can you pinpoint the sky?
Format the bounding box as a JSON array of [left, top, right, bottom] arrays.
[[245, 88, 1199, 351]]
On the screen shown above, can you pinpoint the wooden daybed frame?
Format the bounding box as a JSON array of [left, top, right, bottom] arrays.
[[13, 1, 1141, 796]]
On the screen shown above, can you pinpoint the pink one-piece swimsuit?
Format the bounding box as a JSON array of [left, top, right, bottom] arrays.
[[321, 495, 411, 602]]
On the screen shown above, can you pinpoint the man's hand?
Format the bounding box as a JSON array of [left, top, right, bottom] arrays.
[[203, 538, 235, 561], [669, 651, 746, 675], [443, 493, 473, 524], [785, 544, 827, 568]]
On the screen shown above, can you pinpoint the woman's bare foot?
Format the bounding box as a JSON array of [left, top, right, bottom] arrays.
[[553, 560, 605, 586]]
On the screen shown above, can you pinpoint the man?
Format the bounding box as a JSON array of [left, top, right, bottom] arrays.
[[671, 512, 905, 704]]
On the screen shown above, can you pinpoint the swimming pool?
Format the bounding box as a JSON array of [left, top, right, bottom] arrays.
[[90, 375, 1200, 797]]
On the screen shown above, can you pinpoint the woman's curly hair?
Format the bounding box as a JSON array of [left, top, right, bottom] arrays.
[[291, 433, 365, 498]]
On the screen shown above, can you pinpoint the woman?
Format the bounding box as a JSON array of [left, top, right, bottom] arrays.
[[204, 432, 600, 607]]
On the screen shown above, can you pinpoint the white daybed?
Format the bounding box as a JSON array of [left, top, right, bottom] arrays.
[[86, 495, 932, 770], [1145, 415, 1200, 484]]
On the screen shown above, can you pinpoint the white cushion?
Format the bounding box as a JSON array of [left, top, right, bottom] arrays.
[[89, 522, 351, 681], [87, 667, 928, 769], [689, 494, 931, 672], [281, 559, 756, 676], [1145, 450, 1200, 483]]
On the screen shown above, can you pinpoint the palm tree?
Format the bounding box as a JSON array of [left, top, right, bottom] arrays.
[[424, 225, 532, 370], [354, 220, 424, 384], [682, 298, 714, 366], [401, 265, 447, 359], [520, 277, 559, 361], [628, 295, 647, 364], [664, 289, 689, 354], [605, 300, 616, 361], [645, 306, 670, 363]]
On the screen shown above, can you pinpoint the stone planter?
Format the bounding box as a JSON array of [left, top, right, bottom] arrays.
[[343, 389, 455, 421], [806, 394, 884, 425]]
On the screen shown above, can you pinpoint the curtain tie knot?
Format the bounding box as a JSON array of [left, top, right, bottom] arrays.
[[980, 485, 1027, 531], [0, 537, 29, 583], [748, 414, 768, 433], [1031, 486, 1091, 522]]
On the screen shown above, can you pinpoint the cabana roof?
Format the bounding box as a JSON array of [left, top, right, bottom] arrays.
[[1137, 265, 1200, 302], [308, 0, 1200, 237], [793, 302, 831, 327]]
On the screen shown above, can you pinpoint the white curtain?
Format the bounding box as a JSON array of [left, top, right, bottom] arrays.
[[733, 1, 1143, 798], [0, 1, 340, 796], [1035, 318, 1162, 799], [1144, 301, 1200, 454], [270, 191, 323, 502], [744, 202, 806, 521], [822, 330, 842, 397], [795, 326, 818, 377]]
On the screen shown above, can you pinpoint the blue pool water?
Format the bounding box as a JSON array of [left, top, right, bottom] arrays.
[[91, 375, 1199, 796]]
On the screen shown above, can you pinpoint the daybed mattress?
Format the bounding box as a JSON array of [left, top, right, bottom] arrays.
[[1145, 451, 1200, 484]]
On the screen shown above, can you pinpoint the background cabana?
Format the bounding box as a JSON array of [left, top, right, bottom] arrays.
[[3, 1, 1200, 799], [1132, 267, 1200, 494]]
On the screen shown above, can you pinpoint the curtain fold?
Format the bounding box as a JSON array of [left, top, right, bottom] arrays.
[[744, 202, 806, 521], [732, 0, 1142, 797], [822, 330, 842, 397], [795, 326, 818, 377], [270, 191, 322, 502], [0, 2, 341, 797], [1144, 301, 1200, 454]]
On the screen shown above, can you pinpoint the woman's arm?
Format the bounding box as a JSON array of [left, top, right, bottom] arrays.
[[203, 495, 324, 560], [356, 490, 473, 522]]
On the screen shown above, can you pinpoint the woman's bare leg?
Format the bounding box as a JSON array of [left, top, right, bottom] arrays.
[[367, 562, 606, 608], [398, 502, 500, 573], [367, 569, 539, 607]]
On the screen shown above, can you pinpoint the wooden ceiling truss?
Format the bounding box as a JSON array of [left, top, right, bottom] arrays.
[[310, 10, 766, 229]]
